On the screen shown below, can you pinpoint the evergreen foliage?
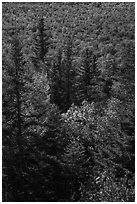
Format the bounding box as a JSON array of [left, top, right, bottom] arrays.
[[3, 2, 135, 202], [50, 48, 64, 110], [76, 47, 101, 103], [31, 16, 52, 71]]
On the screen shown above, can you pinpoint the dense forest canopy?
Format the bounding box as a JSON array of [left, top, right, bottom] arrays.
[[2, 2, 135, 202]]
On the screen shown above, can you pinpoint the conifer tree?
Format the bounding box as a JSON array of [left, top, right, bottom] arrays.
[[3, 29, 25, 152], [2, 28, 28, 201], [62, 35, 76, 111], [50, 48, 64, 110], [75, 47, 100, 103], [31, 16, 52, 71], [51, 36, 76, 112]]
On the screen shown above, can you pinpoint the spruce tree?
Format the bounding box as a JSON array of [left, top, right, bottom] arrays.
[[2, 28, 28, 201], [3, 29, 25, 153], [31, 16, 52, 71], [62, 35, 76, 111], [50, 48, 64, 110], [51, 36, 76, 112], [75, 47, 100, 103]]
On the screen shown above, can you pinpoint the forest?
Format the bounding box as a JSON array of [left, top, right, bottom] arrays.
[[2, 2, 135, 202]]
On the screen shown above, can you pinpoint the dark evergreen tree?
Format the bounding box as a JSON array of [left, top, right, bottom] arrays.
[[75, 47, 100, 103], [3, 29, 25, 153], [64, 35, 73, 110], [50, 48, 64, 110], [31, 16, 52, 71], [2, 28, 27, 201], [50, 36, 76, 112], [58, 35, 76, 111]]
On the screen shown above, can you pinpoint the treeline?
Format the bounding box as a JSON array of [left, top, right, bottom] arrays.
[[2, 3, 135, 202]]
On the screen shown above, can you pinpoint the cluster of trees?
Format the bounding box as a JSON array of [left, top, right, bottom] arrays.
[[2, 2, 134, 202]]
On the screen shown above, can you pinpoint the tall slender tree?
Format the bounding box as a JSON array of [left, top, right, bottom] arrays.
[[3, 28, 25, 152], [2, 25, 28, 201], [75, 47, 100, 103], [31, 16, 52, 71], [63, 35, 76, 111], [50, 36, 75, 112], [50, 48, 63, 109]]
